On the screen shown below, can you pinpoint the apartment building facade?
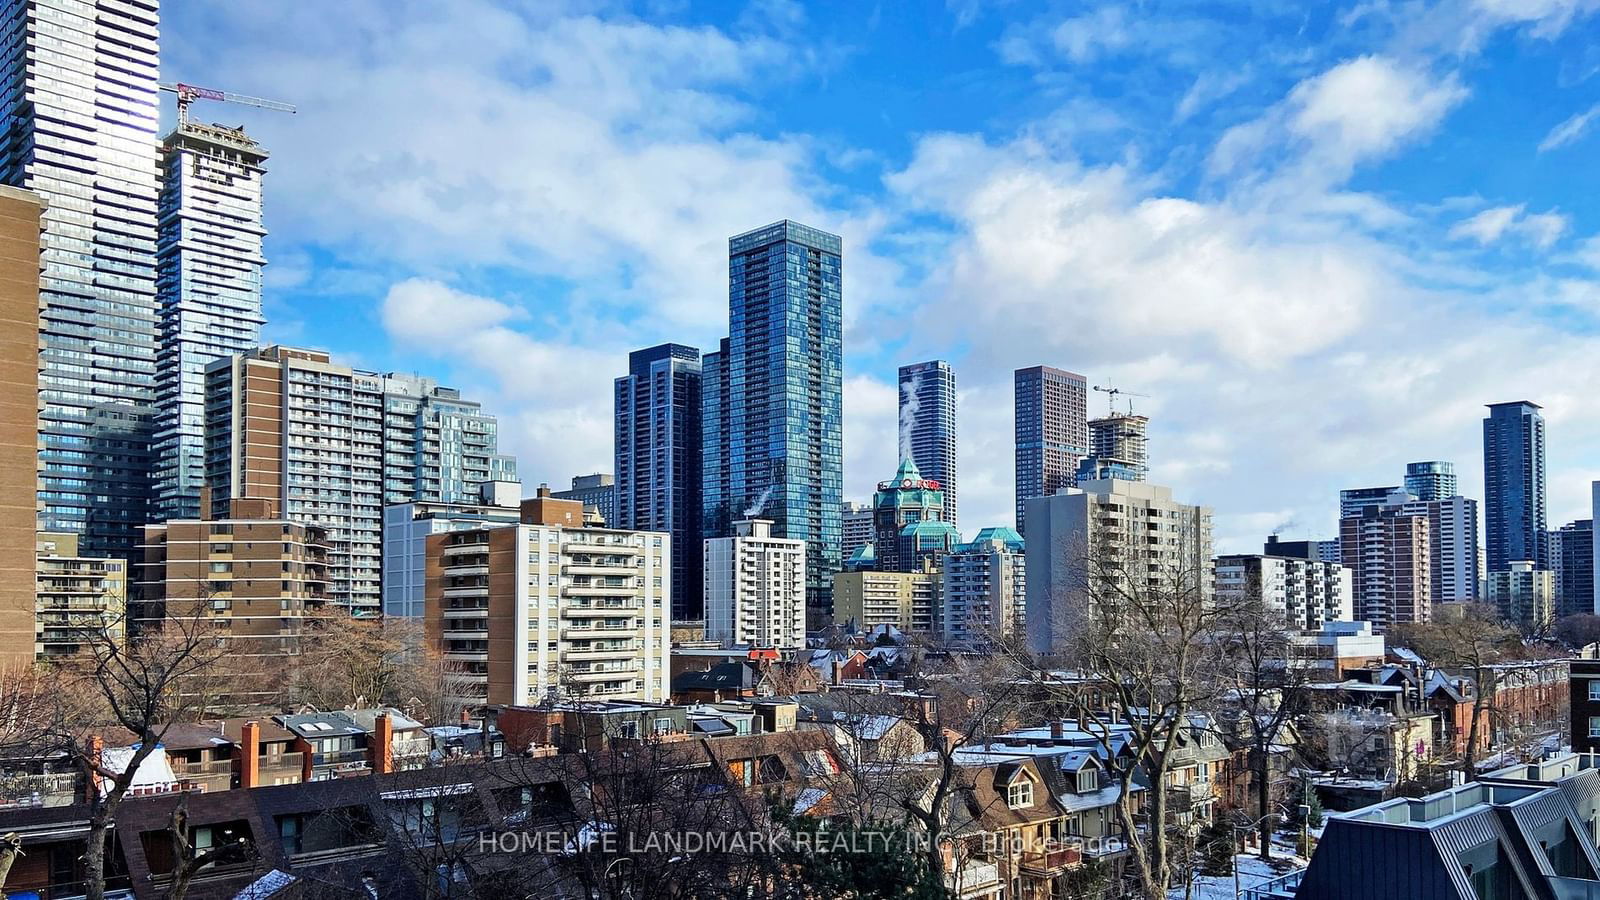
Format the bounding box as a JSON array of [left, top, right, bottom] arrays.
[[381, 480, 521, 618], [943, 526, 1026, 644], [831, 566, 939, 634], [1025, 480, 1212, 654], [205, 346, 513, 612], [137, 500, 330, 705], [35, 532, 125, 659], [1214, 553, 1352, 631], [0, 187, 42, 667], [1339, 505, 1431, 631], [1013, 365, 1087, 534], [426, 521, 670, 706], [1486, 559, 1554, 631], [703, 519, 806, 650], [152, 120, 269, 522], [898, 360, 958, 527]]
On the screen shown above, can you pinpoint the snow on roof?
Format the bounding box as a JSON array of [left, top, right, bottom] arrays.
[[233, 869, 298, 899], [1390, 646, 1425, 665], [99, 745, 177, 796], [792, 786, 829, 815]]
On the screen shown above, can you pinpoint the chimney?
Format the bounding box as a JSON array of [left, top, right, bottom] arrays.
[[199, 485, 212, 521], [239, 721, 261, 789], [537, 483, 552, 498], [86, 735, 104, 800], [1050, 720, 1064, 740], [372, 712, 394, 775], [460, 708, 472, 726]]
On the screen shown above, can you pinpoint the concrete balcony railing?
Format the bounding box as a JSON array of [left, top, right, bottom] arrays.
[[562, 604, 639, 617]]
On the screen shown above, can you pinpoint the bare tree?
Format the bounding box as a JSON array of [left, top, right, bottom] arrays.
[[56, 599, 231, 900], [1391, 604, 1522, 780], [1218, 594, 1308, 861], [290, 609, 462, 719], [164, 792, 254, 900], [1030, 529, 1237, 900]]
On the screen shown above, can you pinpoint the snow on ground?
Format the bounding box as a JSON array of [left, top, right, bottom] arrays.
[[1171, 847, 1307, 900]]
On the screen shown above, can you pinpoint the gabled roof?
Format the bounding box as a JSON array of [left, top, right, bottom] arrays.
[[672, 661, 754, 692]]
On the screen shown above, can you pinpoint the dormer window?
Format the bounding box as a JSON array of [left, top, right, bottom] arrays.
[[1076, 769, 1097, 793], [1007, 779, 1034, 808]]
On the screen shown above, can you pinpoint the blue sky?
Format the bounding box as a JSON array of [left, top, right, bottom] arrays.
[[163, 0, 1600, 551]]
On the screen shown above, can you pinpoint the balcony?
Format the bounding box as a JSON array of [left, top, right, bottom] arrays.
[[946, 860, 1002, 898], [562, 562, 640, 577], [311, 747, 371, 769], [562, 604, 639, 617], [0, 772, 79, 808], [569, 667, 640, 682], [563, 540, 639, 555], [443, 564, 488, 577], [170, 757, 234, 778], [563, 645, 640, 660], [1019, 846, 1081, 874], [566, 584, 639, 597], [259, 751, 304, 776], [562, 625, 641, 640]]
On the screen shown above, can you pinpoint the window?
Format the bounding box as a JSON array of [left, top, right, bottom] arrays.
[[1007, 779, 1034, 808], [1589, 717, 1600, 738], [1076, 769, 1097, 793], [1589, 681, 1600, 701]]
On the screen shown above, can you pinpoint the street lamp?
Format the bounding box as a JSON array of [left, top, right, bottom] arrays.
[[1232, 811, 1278, 900], [1232, 803, 1312, 900]]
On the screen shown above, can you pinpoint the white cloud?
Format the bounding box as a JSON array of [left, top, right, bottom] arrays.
[[1471, 0, 1600, 36], [881, 81, 1600, 541], [1448, 204, 1569, 247], [167, 2, 893, 337], [379, 278, 620, 486], [1539, 102, 1600, 151], [1213, 56, 1466, 180], [1050, 6, 1134, 63], [1174, 68, 1252, 122]]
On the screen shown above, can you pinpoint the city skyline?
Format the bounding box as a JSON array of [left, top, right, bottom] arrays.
[[157, 3, 1600, 555]]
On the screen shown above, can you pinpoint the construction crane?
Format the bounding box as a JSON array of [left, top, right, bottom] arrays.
[[1092, 383, 1150, 415], [159, 82, 296, 125]]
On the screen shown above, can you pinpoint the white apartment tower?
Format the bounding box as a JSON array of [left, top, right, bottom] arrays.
[[427, 523, 670, 705], [703, 519, 806, 650], [1215, 554, 1353, 631], [1024, 479, 1213, 655]]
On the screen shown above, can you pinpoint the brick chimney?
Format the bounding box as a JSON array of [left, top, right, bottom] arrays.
[[460, 708, 472, 726], [86, 735, 104, 800], [371, 712, 394, 775], [239, 721, 260, 789], [1050, 720, 1064, 741]]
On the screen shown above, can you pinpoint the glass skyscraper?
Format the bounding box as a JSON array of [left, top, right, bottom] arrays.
[[1, 0, 162, 553], [152, 121, 270, 521], [615, 343, 702, 619], [898, 360, 958, 527], [1483, 401, 1547, 572], [703, 221, 842, 626], [1404, 460, 1458, 502], [1013, 365, 1087, 534]]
